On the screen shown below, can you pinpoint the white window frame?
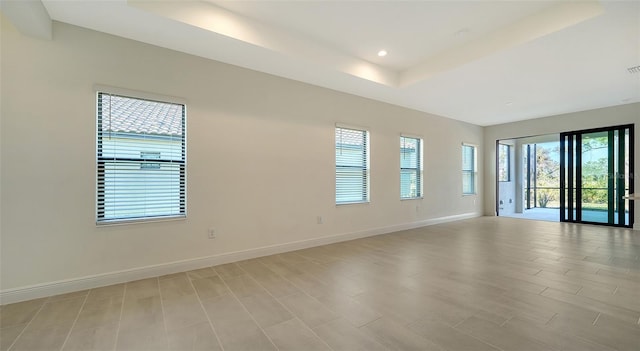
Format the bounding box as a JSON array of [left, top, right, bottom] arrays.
[[335, 124, 370, 205], [462, 143, 477, 195], [95, 87, 187, 225], [400, 135, 424, 200]]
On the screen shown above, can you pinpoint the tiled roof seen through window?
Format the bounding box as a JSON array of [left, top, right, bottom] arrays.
[[101, 94, 183, 136]]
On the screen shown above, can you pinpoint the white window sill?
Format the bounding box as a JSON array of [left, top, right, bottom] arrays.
[[96, 215, 186, 227]]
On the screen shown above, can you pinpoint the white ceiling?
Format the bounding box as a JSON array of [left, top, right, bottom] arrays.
[[4, 0, 639, 126], [210, 1, 558, 71]]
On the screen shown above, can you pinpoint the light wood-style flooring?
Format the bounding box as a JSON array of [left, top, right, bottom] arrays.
[[1, 217, 639, 350]]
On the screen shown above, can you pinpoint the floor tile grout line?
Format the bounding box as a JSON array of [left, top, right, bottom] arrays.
[[240, 256, 350, 350], [58, 292, 89, 351], [256, 258, 355, 320], [355, 315, 383, 329], [544, 313, 558, 326], [310, 313, 348, 331], [213, 267, 282, 351], [235, 261, 338, 351], [186, 272, 226, 351], [451, 315, 469, 329], [499, 316, 514, 327], [574, 333, 617, 351], [112, 283, 127, 351], [450, 321, 506, 351], [501, 314, 577, 351], [289, 316, 335, 350], [236, 261, 298, 303], [155, 276, 171, 350], [275, 257, 366, 299], [5, 298, 48, 351], [277, 255, 351, 292], [256, 257, 433, 350]]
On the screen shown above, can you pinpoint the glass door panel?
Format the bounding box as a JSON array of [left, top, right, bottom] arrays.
[[580, 131, 610, 224], [560, 125, 634, 228]]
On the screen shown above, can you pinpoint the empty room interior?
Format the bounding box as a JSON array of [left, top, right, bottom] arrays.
[[1, 1, 639, 350]]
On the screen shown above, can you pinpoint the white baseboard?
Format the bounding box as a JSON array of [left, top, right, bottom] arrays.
[[0, 212, 480, 305]]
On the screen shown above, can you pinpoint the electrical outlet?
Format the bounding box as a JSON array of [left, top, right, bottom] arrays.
[[208, 228, 216, 239], [317, 216, 323, 224]]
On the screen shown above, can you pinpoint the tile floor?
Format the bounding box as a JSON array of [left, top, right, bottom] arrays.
[[501, 207, 630, 225], [1, 217, 639, 350]]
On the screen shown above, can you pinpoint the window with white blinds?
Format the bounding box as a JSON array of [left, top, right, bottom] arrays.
[[400, 136, 423, 199], [335, 126, 369, 204], [96, 92, 186, 224], [462, 144, 477, 195]]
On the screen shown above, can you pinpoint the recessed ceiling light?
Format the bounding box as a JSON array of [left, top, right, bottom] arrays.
[[377, 50, 387, 57]]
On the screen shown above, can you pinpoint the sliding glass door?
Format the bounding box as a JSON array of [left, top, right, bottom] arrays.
[[560, 125, 634, 227]]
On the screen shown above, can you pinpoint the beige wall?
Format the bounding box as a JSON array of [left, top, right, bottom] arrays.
[[0, 21, 483, 293], [484, 103, 639, 227]]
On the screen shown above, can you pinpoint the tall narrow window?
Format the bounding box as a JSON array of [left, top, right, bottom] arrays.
[[498, 144, 510, 182], [462, 144, 477, 195], [400, 136, 423, 199], [336, 126, 369, 204], [97, 92, 186, 223]]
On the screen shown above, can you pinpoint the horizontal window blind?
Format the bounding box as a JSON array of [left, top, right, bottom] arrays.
[[400, 136, 422, 199], [97, 93, 186, 223], [336, 127, 369, 204], [462, 144, 476, 195]]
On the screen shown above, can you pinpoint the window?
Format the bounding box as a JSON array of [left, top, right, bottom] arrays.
[[140, 151, 161, 169], [400, 136, 423, 199], [336, 126, 369, 204], [498, 143, 510, 182], [462, 144, 477, 195], [97, 92, 186, 223]]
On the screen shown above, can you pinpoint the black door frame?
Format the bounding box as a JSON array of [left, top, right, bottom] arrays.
[[560, 124, 634, 228]]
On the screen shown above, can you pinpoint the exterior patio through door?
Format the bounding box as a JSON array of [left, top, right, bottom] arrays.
[[560, 124, 634, 227]]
